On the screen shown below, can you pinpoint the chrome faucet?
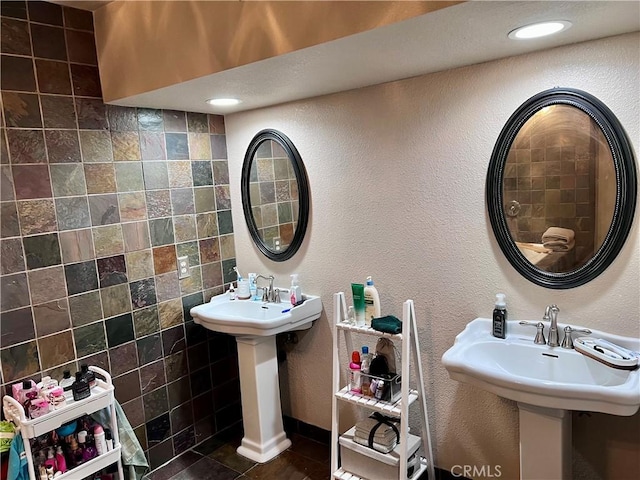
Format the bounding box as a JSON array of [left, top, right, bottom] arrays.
[[256, 275, 275, 302], [546, 304, 560, 347], [519, 321, 546, 345], [560, 325, 592, 349]]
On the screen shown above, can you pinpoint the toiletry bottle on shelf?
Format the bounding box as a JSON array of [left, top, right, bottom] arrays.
[[349, 351, 362, 393], [360, 346, 373, 396], [290, 274, 302, 305], [351, 283, 365, 326], [59, 370, 74, 399], [347, 306, 355, 325], [363, 276, 381, 326], [94, 425, 108, 456], [105, 429, 113, 451], [44, 448, 57, 472], [492, 293, 507, 339], [55, 446, 67, 473], [228, 283, 236, 300], [72, 371, 91, 401], [80, 364, 96, 388]]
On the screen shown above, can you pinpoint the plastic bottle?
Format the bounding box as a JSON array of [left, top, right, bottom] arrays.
[[80, 364, 96, 388], [228, 283, 236, 300], [44, 448, 57, 472], [94, 425, 108, 456], [363, 276, 381, 326], [349, 351, 362, 393], [360, 346, 373, 396], [72, 372, 91, 401], [290, 274, 302, 305], [492, 293, 507, 339], [59, 370, 74, 399], [55, 446, 67, 473], [105, 429, 113, 451], [248, 273, 258, 300]]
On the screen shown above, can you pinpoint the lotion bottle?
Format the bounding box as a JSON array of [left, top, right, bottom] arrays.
[[349, 351, 362, 393], [492, 293, 507, 339], [363, 276, 381, 326], [290, 274, 302, 305]]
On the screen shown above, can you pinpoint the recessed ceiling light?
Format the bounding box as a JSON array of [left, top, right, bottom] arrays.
[[508, 21, 572, 40], [206, 98, 241, 106]]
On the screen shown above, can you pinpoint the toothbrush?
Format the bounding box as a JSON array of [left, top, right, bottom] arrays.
[[594, 345, 623, 360], [595, 339, 639, 359]]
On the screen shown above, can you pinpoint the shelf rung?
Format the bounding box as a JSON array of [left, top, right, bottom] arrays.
[[335, 386, 418, 416], [336, 322, 402, 339], [334, 458, 428, 480]]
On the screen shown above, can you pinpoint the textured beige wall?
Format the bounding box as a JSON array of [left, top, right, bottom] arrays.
[[94, 0, 460, 102], [224, 33, 640, 478]]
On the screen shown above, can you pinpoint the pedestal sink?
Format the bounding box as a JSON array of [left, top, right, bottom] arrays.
[[190, 292, 322, 463], [442, 318, 640, 480]]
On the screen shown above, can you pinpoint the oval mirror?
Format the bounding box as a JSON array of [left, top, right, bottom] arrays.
[[241, 129, 310, 261], [487, 88, 636, 289]]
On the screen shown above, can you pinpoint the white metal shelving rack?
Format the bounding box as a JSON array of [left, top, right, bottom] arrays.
[[3, 366, 124, 480], [331, 292, 435, 480]]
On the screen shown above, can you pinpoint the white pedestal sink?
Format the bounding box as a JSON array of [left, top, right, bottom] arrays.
[[442, 318, 640, 480], [190, 292, 322, 463]]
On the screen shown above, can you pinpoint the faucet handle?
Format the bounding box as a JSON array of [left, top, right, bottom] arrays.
[[262, 287, 269, 303], [519, 321, 546, 345], [561, 326, 592, 349], [274, 288, 281, 304]]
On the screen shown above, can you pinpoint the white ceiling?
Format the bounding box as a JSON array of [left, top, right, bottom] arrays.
[[111, 1, 640, 115]]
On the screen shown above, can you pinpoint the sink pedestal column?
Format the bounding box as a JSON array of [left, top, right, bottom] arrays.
[[518, 403, 571, 480], [235, 335, 291, 463]]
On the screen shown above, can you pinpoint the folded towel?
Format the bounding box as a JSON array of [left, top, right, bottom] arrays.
[[371, 315, 402, 334], [542, 227, 575, 244], [543, 239, 575, 252]]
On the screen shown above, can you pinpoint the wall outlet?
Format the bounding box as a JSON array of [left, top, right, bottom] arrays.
[[177, 256, 190, 279], [273, 237, 281, 251]]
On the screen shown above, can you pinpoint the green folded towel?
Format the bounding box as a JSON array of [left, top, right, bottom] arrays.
[[371, 315, 402, 334]]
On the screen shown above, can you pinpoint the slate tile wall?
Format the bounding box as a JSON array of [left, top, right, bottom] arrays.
[[0, 1, 241, 469]]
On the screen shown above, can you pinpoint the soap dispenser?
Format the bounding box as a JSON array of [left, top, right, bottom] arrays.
[[492, 293, 507, 339], [290, 274, 302, 305]]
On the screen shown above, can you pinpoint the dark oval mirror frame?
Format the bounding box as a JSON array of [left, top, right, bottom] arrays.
[[241, 129, 310, 262], [487, 87, 637, 289]]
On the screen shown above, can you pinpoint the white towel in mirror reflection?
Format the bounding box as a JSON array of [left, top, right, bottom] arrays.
[[542, 227, 576, 252]]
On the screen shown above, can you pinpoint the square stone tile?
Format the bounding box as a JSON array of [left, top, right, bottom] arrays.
[[1, 166, 14, 201], [59, 228, 94, 263], [133, 305, 159, 338], [50, 164, 87, 196], [12, 164, 51, 199], [64, 260, 98, 295], [214, 185, 231, 210], [107, 105, 137, 131], [194, 187, 215, 213], [28, 1, 63, 25], [142, 161, 169, 189], [187, 113, 208, 133], [140, 359, 165, 394], [139, 131, 165, 160], [79, 130, 113, 162], [176, 241, 199, 268], [40, 95, 76, 129], [92, 224, 124, 257], [170, 188, 194, 215], [0, 2, 27, 20], [75, 97, 107, 130], [45, 130, 81, 163], [201, 262, 223, 290], [101, 283, 131, 318], [174, 215, 197, 242], [115, 162, 144, 192], [192, 161, 213, 187], [126, 249, 154, 281], [31, 23, 66, 59], [213, 161, 230, 185], [68, 290, 102, 327], [109, 341, 138, 377], [0, 340, 39, 383], [149, 218, 174, 246], [199, 238, 220, 264], [84, 163, 116, 194], [106, 313, 134, 347], [28, 265, 67, 304], [66, 29, 97, 64], [39, 330, 74, 370], [217, 211, 233, 235], [118, 191, 147, 222], [89, 193, 120, 226], [0, 54, 35, 91], [17, 199, 56, 235], [146, 190, 171, 219], [32, 298, 70, 336], [137, 108, 163, 131], [63, 6, 94, 30], [188, 133, 211, 160], [111, 131, 140, 161], [1, 17, 31, 56], [35, 58, 71, 94], [97, 254, 127, 287], [179, 266, 202, 295], [1, 201, 19, 238], [209, 115, 225, 134], [23, 233, 61, 269], [0, 307, 34, 347], [70, 64, 101, 97], [168, 161, 192, 188], [153, 245, 176, 275], [163, 110, 186, 132], [122, 221, 150, 252], [157, 298, 183, 330], [55, 196, 91, 230], [166, 133, 189, 160], [210, 135, 228, 160], [2, 92, 41, 128], [137, 334, 163, 369], [1, 238, 25, 274], [196, 212, 218, 239], [218, 236, 234, 260], [154, 271, 180, 303], [130, 277, 157, 310], [74, 321, 106, 357]]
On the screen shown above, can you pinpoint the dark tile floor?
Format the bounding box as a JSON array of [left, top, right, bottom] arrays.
[[144, 424, 331, 480]]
